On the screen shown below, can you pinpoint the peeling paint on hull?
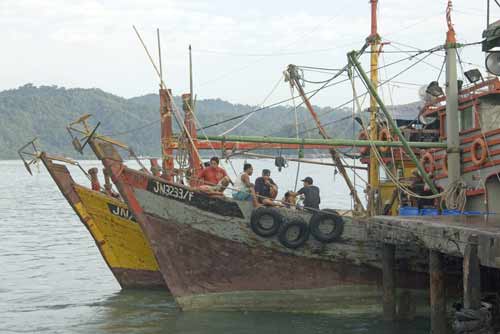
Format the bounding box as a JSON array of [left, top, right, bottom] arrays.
[[40, 153, 167, 290]]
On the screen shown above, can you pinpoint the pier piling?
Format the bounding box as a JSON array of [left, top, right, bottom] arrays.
[[463, 235, 481, 310], [430, 250, 448, 334], [382, 243, 396, 321]]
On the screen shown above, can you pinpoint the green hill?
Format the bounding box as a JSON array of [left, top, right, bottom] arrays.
[[0, 83, 420, 159]]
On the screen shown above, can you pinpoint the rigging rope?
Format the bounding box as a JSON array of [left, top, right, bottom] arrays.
[[219, 74, 283, 136]]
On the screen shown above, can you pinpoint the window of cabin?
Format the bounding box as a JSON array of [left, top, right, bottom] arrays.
[[459, 106, 474, 131]]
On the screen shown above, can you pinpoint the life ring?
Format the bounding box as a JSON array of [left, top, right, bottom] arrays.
[[471, 137, 487, 166], [278, 217, 310, 249], [378, 128, 392, 153], [309, 209, 344, 243], [250, 207, 283, 237], [358, 131, 369, 155], [420, 151, 435, 175]]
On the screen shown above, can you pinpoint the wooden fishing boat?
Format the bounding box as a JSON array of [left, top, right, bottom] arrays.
[[19, 144, 166, 289], [88, 137, 441, 312]]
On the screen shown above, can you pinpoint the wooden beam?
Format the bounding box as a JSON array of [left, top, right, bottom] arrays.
[[382, 243, 396, 321], [430, 250, 448, 334]]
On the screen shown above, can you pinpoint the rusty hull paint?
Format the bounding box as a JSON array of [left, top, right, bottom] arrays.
[[40, 153, 166, 289], [90, 139, 470, 311]]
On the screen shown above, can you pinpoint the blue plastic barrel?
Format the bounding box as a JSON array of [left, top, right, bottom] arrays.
[[399, 206, 419, 216], [420, 208, 439, 216], [442, 209, 461, 216]]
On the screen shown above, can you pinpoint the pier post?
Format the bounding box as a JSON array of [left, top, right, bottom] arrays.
[[463, 235, 481, 310], [430, 250, 447, 334], [382, 243, 396, 321]]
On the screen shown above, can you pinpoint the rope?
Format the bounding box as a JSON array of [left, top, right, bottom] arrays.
[[219, 74, 283, 136], [290, 85, 301, 191]]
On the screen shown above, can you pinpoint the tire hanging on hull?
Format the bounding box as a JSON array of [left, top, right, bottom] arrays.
[[309, 209, 344, 243]]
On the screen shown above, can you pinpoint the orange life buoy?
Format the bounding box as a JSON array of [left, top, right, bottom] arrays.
[[358, 131, 369, 155], [420, 151, 435, 175], [378, 128, 392, 153], [471, 137, 487, 166]]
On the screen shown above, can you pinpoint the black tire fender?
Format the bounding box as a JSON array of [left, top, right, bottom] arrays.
[[278, 217, 310, 249], [250, 207, 284, 237], [309, 209, 344, 243]]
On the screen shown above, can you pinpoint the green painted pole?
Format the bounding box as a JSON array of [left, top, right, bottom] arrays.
[[203, 135, 447, 149], [348, 51, 439, 194]]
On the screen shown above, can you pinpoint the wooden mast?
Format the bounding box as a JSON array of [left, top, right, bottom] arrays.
[[185, 46, 201, 186], [157, 29, 175, 181]]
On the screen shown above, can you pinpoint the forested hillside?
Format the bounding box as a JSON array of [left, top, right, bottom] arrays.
[[0, 84, 420, 159]]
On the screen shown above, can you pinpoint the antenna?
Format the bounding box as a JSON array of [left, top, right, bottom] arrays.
[[157, 28, 163, 84], [487, 0, 490, 28], [189, 44, 194, 109]]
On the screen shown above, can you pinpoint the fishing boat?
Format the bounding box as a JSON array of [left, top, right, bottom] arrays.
[[68, 0, 500, 316], [18, 141, 166, 289]]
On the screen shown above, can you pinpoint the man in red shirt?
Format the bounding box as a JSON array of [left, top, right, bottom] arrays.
[[198, 157, 231, 194]]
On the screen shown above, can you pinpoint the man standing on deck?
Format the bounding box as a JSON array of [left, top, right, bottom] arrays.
[[254, 169, 279, 206], [291, 177, 320, 210], [198, 157, 231, 193]]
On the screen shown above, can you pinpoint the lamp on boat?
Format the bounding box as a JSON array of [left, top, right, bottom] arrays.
[[464, 69, 483, 83], [425, 81, 444, 97], [486, 52, 500, 76]]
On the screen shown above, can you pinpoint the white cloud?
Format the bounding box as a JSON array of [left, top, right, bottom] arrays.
[[0, 0, 495, 108]]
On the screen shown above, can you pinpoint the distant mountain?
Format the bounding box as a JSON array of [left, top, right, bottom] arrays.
[[0, 84, 421, 159]]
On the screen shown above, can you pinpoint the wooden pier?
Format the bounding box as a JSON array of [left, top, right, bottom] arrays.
[[366, 214, 500, 333]]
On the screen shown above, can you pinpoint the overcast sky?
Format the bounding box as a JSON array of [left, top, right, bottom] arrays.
[[0, 0, 495, 108]]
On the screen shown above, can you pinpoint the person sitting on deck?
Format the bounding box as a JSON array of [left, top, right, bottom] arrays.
[[232, 163, 259, 206], [290, 177, 320, 211], [282, 191, 297, 209], [198, 157, 232, 194], [254, 169, 279, 206]]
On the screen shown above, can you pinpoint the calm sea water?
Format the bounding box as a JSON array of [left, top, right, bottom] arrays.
[[0, 159, 430, 333]]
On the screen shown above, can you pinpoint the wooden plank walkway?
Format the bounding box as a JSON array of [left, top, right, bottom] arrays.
[[367, 214, 500, 269]]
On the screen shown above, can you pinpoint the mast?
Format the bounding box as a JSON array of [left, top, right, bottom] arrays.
[[157, 30, 175, 181], [445, 0, 460, 185], [183, 93, 201, 186], [368, 0, 380, 212], [287, 65, 365, 212], [189, 45, 194, 109]]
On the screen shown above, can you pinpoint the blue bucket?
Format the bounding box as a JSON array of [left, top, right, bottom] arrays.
[[463, 211, 482, 216], [399, 206, 419, 216], [442, 209, 461, 216], [420, 208, 439, 216]]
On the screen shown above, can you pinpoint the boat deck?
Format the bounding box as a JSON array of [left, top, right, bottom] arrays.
[[366, 214, 500, 269]]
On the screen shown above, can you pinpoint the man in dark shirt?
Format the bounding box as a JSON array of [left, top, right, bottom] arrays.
[[254, 169, 278, 206], [291, 176, 320, 210]]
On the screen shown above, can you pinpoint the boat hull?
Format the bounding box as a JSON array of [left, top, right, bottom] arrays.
[[139, 211, 388, 312], [41, 154, 166, 289]]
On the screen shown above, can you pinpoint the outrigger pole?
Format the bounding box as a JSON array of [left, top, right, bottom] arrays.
[[347, 53, 440, 195], [204, 135, 447, 150], [286, 65, 365, 213]]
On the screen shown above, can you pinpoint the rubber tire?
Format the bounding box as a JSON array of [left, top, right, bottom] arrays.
[[278, 217, 310, 249], [250, 207, 284, 237], [309, 209, 344, 243]]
